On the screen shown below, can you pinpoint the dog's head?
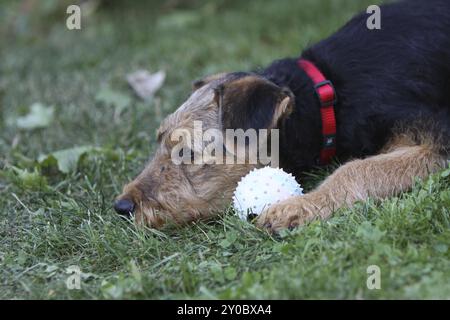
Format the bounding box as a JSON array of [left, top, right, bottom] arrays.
[[114, 72, 294, 228]]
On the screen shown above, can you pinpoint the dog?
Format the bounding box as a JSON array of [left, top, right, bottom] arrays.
[[114, 0, 450, 232]]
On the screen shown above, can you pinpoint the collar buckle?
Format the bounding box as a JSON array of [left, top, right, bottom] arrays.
[[314, 80, 337, 107]]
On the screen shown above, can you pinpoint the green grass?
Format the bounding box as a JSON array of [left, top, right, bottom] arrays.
[[1, 0, 449, 299]]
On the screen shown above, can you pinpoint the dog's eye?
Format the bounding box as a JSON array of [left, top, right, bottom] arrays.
[[178, 149, 195, 162]]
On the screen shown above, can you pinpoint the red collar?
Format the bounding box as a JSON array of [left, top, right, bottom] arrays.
[[297, 59, 337, 165]]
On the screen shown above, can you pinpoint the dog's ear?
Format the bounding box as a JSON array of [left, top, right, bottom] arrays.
[[192, 73, 229, 91], [214, 75, 294, 130]]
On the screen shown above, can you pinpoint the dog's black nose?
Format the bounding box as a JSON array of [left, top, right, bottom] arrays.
[[114, 199, 135, 217]]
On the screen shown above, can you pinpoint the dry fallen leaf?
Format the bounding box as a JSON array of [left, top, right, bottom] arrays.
[[126, 70, 166, 101], [16, 103, 54, 130], [38, 146, 97, 174]]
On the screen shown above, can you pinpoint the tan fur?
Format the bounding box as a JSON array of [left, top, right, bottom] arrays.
[[270, 96, 294, 129], [256, 138, 447, 232]]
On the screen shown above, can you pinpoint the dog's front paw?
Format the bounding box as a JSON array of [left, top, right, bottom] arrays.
[[256, 193, 331, 233]]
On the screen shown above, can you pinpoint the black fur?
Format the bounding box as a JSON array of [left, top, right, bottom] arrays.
[[256, 0, 450, 176], [217, 75, 292, 131]]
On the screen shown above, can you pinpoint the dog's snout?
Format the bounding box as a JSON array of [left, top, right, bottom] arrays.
[[114, 199, 135, 217]]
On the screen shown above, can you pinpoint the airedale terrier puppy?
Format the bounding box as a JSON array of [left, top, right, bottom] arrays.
[[114, 0, 450, 232]]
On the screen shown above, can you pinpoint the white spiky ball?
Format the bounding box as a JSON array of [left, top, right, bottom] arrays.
[[232, 166, 303, 221]]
